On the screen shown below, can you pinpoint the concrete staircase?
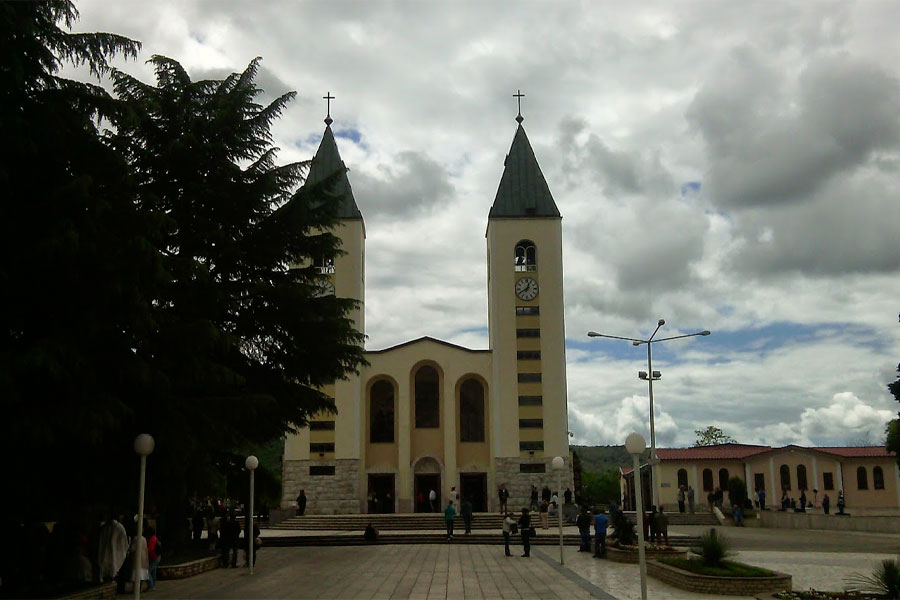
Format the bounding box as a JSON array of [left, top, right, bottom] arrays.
[[272, 512, 506, 531], [265, 512, 704, 547]]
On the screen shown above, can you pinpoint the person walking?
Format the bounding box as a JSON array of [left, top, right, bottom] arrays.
[[541, 486, 552, 504], [576, 507, 592, 552], [539, 499, 550, 529], [592, 508, 609, 558], [837, 490, 845, 515], [677, 486, 686, 513], [530, 486, 539, 512], [822, 493, 831, 514], [564, 488, 572, 505], [444, 501, 457, 540], [656, 506, 669, 545], [707, 489, 715, 512], [296, 490, 307, 516], [498, 485, 509, 514], [799, 489, 807, 513], [146, 526, 161, 591], [518, 508, 532, 557], [687, 486, 696, 514], [502, 513, 516, 557], [758, 488, 766, 511], [461, 498, 473, 534], [429, 489, 437, 512]]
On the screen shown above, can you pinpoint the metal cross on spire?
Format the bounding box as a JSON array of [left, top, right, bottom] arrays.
[[514, 89, 525, 124], [323, 92, 334, 126]]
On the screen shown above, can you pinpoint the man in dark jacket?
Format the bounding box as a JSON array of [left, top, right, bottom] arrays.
[[576, 507, 592, 552]]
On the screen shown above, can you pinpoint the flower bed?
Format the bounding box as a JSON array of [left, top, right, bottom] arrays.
[[605, 543, 686, 564], [646, 558, 792, 596], [773, 591, 867, 600]]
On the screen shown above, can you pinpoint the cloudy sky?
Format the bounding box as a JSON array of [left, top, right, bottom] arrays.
[[69, 0, 900, 448]]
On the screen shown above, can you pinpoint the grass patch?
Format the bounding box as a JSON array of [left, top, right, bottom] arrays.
[[659, 557, 776, 578]]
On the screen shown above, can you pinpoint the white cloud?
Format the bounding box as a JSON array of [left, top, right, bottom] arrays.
[[64, 0, 900, 448]]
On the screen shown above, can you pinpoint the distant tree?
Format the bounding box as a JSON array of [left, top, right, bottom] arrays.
[[694, 426, 737, 446], [886, 314, 900, 466], [580, 470, 620, 506]]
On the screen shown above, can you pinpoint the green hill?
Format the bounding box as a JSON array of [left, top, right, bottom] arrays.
[[572, 444, 650, 475]]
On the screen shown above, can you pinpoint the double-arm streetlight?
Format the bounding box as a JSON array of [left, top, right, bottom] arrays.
[[588, 320, 710, 508]]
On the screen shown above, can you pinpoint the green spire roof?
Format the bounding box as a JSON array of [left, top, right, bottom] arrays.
[[489, 124, 560, 218], [305, 125, 363, 220]]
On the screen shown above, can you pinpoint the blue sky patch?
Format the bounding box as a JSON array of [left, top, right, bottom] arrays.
[[681, 181, 702, 196], [335, 128, 362, 144]]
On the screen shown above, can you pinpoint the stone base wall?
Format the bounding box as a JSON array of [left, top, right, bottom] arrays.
[[606, 547, 686, 564], [493, 457, 574, 512], [646, 560, 791, 596], [282, 458, 360, 514], [60, 583, 117, 599], [158, 556, 219, 580]]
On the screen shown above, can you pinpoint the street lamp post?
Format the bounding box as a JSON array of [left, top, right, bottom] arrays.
[[551, 456, 566, 565], [625, 432, 648, 600], [588, 320, 709, 507], [133, 434, 155, 600], [245, 455, 259, 575]]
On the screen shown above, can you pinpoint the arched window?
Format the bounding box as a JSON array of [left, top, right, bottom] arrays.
[[780, 465, 791, 491], [718, 468, 729, 490], [414, 366, 439, 428], [677, 469, 688, 488], [874, 466, 885, 490], [797, 465, 808, 491], [459, 378, 485, 442], [514, 240, 537, 271], [857, 466, 868, 490], [370, 380, 394, 443], [702, 468, 713, 491]]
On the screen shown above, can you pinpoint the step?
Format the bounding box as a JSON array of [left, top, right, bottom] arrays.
[[262, 533, 702, 547]]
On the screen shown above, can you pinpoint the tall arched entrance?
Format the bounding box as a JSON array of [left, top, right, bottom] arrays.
[[413, 456, 442, 513]]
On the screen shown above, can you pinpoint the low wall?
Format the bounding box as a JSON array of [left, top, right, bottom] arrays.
[[759, 511, 900, 533], [646, 560, 791, 596], [269, 507, 294, 528], [158, 556, 219, 580], [59, 583, 117, 599]]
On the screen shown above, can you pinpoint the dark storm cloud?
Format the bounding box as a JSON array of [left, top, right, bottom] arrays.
[[353, 151, 455, 219], [688, 50, 900, 209]]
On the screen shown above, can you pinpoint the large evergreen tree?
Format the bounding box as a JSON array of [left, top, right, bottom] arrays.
[[1, 0, 150, 521], [886, 314, 900, 465], [108, 55, 366, 504], [1, 1, 365, 529]]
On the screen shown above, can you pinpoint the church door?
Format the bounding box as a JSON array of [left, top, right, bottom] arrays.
[[460, 473, 487, 512], [368, 474, 395, 514], [414, 474, 441, 513]]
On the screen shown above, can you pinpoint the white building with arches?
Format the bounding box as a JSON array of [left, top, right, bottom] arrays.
[[282, 112, 573, 514]]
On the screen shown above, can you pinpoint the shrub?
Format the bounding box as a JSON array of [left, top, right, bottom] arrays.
[[690, 528, 732, 568], [844, 556, 900, 599], [609, 508, 637, 546]]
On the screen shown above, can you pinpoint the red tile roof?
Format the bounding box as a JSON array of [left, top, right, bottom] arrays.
[[656, 443, 895, 461], [816, 446, 896, 458], [657, 444, 769, 460]]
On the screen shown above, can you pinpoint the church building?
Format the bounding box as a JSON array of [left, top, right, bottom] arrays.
[[282, 106, 573, 514]]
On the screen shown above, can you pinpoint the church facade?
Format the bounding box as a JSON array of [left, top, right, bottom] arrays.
[[282, 111, 573, 514]]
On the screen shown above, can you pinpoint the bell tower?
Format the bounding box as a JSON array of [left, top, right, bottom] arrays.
[[486, 102, 569, 490]]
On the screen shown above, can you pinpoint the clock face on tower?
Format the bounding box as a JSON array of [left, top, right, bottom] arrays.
[[515, 277, 539, 301]]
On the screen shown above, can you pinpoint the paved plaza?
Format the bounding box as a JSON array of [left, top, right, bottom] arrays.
[[154, 527, 900, 599]]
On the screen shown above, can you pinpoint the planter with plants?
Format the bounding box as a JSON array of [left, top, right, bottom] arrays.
[[605, 509, 685, 563], [646, 528, 792, 596], [770, 555, 900, 600]]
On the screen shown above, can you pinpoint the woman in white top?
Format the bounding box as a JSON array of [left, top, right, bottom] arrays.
[[502, 513, 516, 557]]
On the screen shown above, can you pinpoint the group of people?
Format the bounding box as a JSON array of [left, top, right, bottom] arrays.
[[214, 513, 260, 569], [675, 485, 697, 513], [575, 506, 610, 558], [500, 507, 545, 557], [776, 488, 845, 514]]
